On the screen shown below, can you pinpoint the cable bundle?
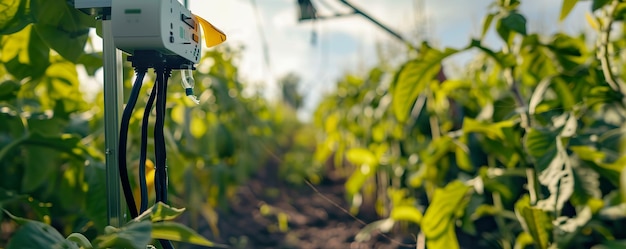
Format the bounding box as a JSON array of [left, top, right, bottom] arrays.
[[118, 67, 174, 249]]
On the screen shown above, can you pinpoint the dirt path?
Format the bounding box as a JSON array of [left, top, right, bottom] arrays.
[[184, 174, 416, 249]]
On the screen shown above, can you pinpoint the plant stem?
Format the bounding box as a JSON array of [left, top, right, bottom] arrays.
[[598, 0, 626, 97], [493, 192, 512, 249]]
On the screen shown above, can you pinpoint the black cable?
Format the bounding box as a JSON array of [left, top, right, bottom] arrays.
[[154, 68, 169, 204], [138, 82, 157, 213], [118, 68, 146, 219], [154, 67, 175, 249], [153, 69, 164, 205]]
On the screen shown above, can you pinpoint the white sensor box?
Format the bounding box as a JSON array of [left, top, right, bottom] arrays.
[[111, 0, 201, 64]]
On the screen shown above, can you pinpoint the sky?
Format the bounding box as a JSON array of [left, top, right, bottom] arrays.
[[81, 1, 592, 119], [186, 0, 592, 118]]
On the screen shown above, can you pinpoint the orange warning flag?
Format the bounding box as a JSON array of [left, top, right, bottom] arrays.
[[193, 14, 226, 47]]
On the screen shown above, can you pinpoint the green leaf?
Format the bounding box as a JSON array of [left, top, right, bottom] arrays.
[[514, 232, 535, 249], [390, 206, 423, 224], [0, 0, 35, 35], [4, 211, 79, 249], [84, 164, 108, 231], [32, 0, 94, 62], [455, 142, 473, 172], [514, 196, 553, 249], [422, 181, 470, 249], [355, 219, 395, 242], [94, 221, 152, 249], [481, 13, 496, 39], [524, 128, 558, 172], [66, 233, 93, 249], [138, 202, 186, 223], [34, 24, 89, 63], [76, 52, 103, 76], [391, 43, 458, 123], [560, 0, 579, 21], [0, 80, 20, 101], [345, 169, 368, 197], [470, 40, 517, 67], [346, 148, 377, 167], [570, 146, 606, 164], [592, 0, 611, 11], [501, 12, 527, 35], [463, 117, 516, 140], [1, 24, 50, 79], [151, 221, 224, 247]]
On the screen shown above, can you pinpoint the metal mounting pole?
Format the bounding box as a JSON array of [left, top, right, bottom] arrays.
[[102, 16, 125, 227]]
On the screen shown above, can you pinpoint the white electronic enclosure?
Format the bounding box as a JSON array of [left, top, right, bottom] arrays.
[[111, 0, 201, 64]]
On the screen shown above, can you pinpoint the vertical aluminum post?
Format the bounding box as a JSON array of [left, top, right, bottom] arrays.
[[102, 17, 125, 227]]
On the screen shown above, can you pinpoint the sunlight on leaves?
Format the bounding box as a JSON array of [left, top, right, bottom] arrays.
[[422, 181, 470, 249], [152, 222, 225, 248], [391, 43, 458, 123], [515, 196, 552, 249]]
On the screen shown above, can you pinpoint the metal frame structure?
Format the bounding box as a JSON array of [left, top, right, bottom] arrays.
[[297, 0, 413, 47], [102, 16, 125, 227]]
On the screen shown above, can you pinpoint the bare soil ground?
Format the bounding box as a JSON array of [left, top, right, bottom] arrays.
[[182, 173, 417, 249]]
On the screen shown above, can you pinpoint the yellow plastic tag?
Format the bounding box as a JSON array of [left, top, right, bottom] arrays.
[[193, 14, 226, 48]]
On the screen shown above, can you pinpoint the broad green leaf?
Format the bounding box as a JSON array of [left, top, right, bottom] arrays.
[[524, 128, 558, 172], [514, 196, 552, 249], [346, 148, 377, 167], [0, 0, 34, 34], [390, 206, 423, 224], [570, 165, 601, 207], [0, 131, 88, 192], [560, 0, 579, 21], [94, 221, 152, 249], [4, 211, 79, 249], [34, 24, 88, 63], [1, 24, 50, 79], [151, 221, 224, 247], [496, 16, 511, 42], [592, 0, 611, 11], [391, 43, 458, 123], [32, 0, 95, 62], [39, 58, 85, 112], [422, 181, 470, 249], [501, 12, 527, 35], [0, 80, 20, 101]]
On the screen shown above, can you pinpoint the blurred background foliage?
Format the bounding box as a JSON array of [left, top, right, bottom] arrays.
[[3, 0, 626, 248]]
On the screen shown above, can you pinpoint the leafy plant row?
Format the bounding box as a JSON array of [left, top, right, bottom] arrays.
[[0, 0, 305, 247], [312, 0, 626, 248]]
